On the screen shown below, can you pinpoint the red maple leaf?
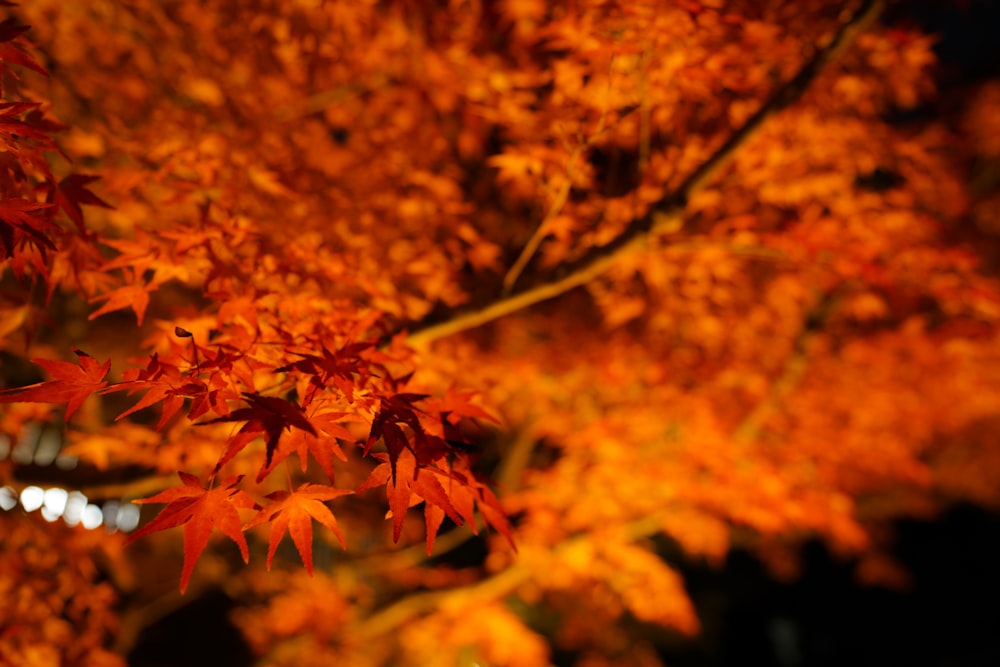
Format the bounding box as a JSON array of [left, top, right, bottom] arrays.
[[426, 459, 516, 553], [0, 18, 48, 76], [420, 387, 500, 426], [244, 483, 351, 573], [128, 472, 258, 593], [0, 102, 59, 148], [0, 198, 58, 259], [88, 279, 154, 326], [204, 393, 318, 473], [364, 392, 444, 479], [356, 448, 463, 548], [50, 174, 112, 234], [276, 341, 377, 400], [0, 348, 110, 419], [255, 409, 356, 482], [102, 353, 200, 430]]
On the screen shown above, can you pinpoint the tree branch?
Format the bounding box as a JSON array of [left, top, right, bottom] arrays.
[[401, 0, 883, 348], [502, 57, 623, 294], [350, 513, 669, 641]]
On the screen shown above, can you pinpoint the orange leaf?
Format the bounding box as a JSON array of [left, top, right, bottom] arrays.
[[429, 459, 516, 552], [0, 348, 110, 420], [420, 387, 499, 426], [244, 483, 352, 573], [128, 473, 258, 593], [356, 448, 463, 547], [89, 282, 154, 326]]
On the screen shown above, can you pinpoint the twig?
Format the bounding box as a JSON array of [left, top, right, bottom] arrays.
[[401, 0, 883, 348], [349, 524, 474, 575], [72, 473, 178, 499], [731, 292, 838, 444], [351, 512, 669, 641], [730, 336, 812, 446], [502, 57, 620, 294], [495, 422, 538, 492], [500, 147, 581, 295]]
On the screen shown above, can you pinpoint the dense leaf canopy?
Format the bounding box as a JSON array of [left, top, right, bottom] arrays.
[[2, 1, 999, 665]]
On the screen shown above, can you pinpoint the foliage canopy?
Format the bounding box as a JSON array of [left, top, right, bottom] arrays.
[[2, 1, 999, 665]]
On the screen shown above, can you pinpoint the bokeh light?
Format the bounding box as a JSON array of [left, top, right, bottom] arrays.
[[19, 485, 44, 512], [0, 486, 17, 511]]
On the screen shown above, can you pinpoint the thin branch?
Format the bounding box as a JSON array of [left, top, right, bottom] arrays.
[[495, 422, 538, 492], [731, 333, 813, 446], [402, 0, 883, 348], [500, 148, 581, 295], [352, 564, 527, 641], [349, 524, 474, 575], [502, 57, 620, 294], [71, 473, 178, 499], [731, 292, 838, 444], [351, 512, 669, 641]]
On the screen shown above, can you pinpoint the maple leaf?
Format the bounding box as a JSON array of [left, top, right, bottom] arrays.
[[0, 102, 59, 148], [357, 448, 463, 547], [364, 392, 434, 473], [0, 18, 48, 76], [50, 174, 113, 234], [0, 198, 58, 259], [244, 483, 352, 573], [488, 151, 544, 186], [128, 472, 258, 593], [60, 422, 160, 471], [89, 279, 155, 326], [101, 229, 195, 286], [421, 387, 500, 426], [275, 341, 377, 400], [204, 393, 318, 473], [0, 348, 110, 420], [428, 460, 516, 552], [101, 353, 198, 430], [255, 409, 356, 482], [0, 17, 31, 44]]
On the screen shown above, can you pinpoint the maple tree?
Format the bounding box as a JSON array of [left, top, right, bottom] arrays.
[[1, 0, 999, 665]]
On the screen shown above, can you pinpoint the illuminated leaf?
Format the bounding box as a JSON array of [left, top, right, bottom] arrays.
[[357, 448, 463, 547], [0, 349, 110, 420], [128, 473, 258, 593], [244, 483, 352, 573]]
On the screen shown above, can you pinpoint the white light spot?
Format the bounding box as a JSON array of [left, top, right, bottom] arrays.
[[81, 504, 103, 530], [0, 486, 17, 511], [43, 487, 69, 516], [63, 491, 88, 527], [103, 500, 120, 533], [117, 504, 141, 532], [20, 486, 44, 512], [41, 505, 62, 522]]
